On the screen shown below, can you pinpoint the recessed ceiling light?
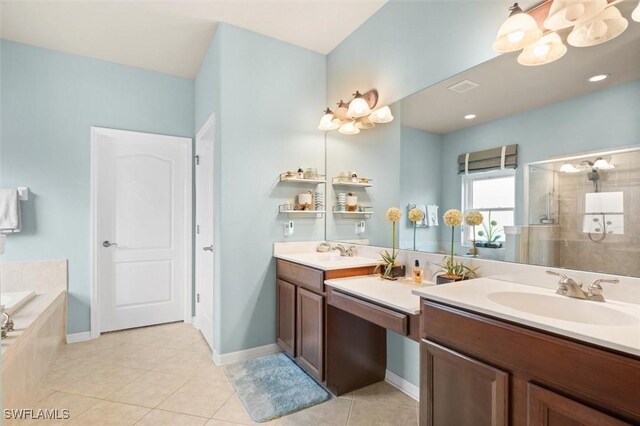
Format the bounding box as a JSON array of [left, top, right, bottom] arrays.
[[588, 74, 610, 82], [464, 114, 477, 120]]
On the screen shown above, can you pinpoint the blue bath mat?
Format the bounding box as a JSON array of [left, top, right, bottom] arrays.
[[224, 353, 330, 422]]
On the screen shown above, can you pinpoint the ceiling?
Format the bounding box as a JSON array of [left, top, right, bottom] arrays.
[[0, 0, 388, 78], [401, 2, 640, 134]]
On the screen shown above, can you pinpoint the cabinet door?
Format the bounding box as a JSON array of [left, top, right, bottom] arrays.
[[296, 287, 324, 381], [527, 384, 630, 426], [421, 340, 508, 426], [276, 279, 296, 357]]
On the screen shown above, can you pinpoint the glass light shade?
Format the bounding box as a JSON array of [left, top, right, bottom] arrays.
[[318, 111, 340, 131], [347, 96, 371, 118], [369, 106, 394, 123], [544, 0, 606, 30], [568, 6, 628, 47], [517, 32, 567, 66], [633, 2, 640, 22], [339, 120, 361, 135], [560, 163, 580, 173], [492, 10, 543, 52], [593, 158, 614, 169], [334, 101, 348, 120], [355, 116, 376, 130]]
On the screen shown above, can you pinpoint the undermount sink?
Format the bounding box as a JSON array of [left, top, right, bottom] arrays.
[[487, 291, 639, 326]]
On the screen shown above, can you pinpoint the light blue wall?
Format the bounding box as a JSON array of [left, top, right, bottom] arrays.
[[441, 80, 640, 246], [399, 125, 442, 252], [326, 103, 401, 246], [195, 24, 326, 354], [326, 0, 508, 388], [0, 41, 195, 333]]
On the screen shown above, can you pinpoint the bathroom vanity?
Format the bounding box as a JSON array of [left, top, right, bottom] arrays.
[[275, 255, 377, 382], [414, 278, 640, 426]]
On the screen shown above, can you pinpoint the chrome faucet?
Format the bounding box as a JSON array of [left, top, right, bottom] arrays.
[[1, 312, 14, 339], [331, 244, 356, 257], [546, 270, 618, 302]]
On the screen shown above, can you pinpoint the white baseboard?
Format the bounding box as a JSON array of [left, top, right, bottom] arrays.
[[385, 369, 420, 401], [212, 343, 282, 366], [66, 332, 93, 344]]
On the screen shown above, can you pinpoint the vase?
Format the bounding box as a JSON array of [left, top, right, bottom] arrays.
[[380, 265, 406, 281], [436, 274, 466, 285]]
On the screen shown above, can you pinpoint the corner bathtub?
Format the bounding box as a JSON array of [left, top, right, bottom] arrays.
[[1, 290, 36, 315]]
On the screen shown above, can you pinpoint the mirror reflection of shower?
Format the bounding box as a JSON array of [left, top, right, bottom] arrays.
[[525, 147, 640, 277]]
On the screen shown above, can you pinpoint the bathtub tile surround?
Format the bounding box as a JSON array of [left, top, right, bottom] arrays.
[[19, 322, 417, 425]]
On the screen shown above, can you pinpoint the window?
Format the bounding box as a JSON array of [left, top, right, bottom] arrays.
[[463, 171, 515, 245]]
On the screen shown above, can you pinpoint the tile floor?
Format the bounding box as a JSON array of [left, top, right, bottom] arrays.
[[13, 322, 418, 425]]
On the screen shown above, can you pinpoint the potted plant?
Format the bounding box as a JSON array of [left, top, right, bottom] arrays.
[[435, 209, 477, 284], [375, 207, 406, 280], [477, 210, 503, 248], [408, 207, 425, 251], [464, 209, 484, 257]]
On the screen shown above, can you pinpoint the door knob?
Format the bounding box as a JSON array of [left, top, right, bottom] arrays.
[[103, 240, 118, 248], [202, 245, 214, 252]]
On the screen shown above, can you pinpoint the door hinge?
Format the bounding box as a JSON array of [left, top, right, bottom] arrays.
[[196, 224, 200, 234], [195, 155, 200, 165], [197, 293, 200, 303]]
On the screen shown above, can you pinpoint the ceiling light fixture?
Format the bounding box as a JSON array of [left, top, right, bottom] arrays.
[[319, 89, 393, 135], [518, 32, 567, 66], [492, 3, 543, 53], [588, 73, 609, 82], [464, 114, 477, 120], [544, 0, 607, 31], [567, 6, 628, 47], [318, 108, 340, 131]]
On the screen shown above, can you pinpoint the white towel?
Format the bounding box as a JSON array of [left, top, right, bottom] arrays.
[[0, 188, 21, 233]]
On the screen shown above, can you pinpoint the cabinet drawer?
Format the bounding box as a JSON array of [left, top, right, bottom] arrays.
[[276, 259, 324, 293], [328, 289, 408, 335]]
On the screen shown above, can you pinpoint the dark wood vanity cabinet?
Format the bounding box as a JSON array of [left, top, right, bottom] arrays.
[[275, 259, 376, 383], [419, 300, 640, 426]]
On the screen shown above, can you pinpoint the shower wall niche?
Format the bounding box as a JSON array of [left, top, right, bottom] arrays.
[[526, 148, 640, 277]]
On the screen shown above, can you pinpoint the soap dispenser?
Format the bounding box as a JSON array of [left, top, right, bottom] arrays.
[[413, 260, 423, 284]]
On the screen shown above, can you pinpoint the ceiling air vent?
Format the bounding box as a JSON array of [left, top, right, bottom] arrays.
[[447, 80, 479, 94]]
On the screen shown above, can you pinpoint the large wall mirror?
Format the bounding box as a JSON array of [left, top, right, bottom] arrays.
[[326, 3, 640, 277]]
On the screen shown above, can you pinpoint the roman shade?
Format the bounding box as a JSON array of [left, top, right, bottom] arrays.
[[458, 144, 518, 174]]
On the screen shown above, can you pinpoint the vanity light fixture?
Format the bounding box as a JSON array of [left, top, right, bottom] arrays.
[[588, 73, 609, 82], [560, 163, 581, 173], [347, 91, 372, 118], [319, 89, 393, 135], [593, 157, 614, 169], [464, 114, 477, 120], [544, 0, 607, 31], [339, 120, 361, 135], [633, 1, 640, 22], [518, 32, 567, 66], [492, 3, 543, 53], [318, 108, 340, 131], [567, 6, 629, 47], [369, 106, 394, 124]]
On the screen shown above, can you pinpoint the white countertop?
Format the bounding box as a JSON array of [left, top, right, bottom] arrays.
[[275, 252, 378, 271], [413, 278, 640, 356], [326, 275, 433, 315]]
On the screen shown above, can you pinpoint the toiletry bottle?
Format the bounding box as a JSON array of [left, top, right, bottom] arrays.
[[413, 260, 423, 284]]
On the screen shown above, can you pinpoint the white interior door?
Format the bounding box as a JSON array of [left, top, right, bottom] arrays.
[[195, 116, 215, 349], [93, 127, 192, 333]]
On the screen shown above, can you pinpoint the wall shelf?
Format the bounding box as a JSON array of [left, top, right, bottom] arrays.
[[332, 206, 373, 218], [332, 177, 372, 188], [280, 173, 326, 184], [279, 204, 325, 218]]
